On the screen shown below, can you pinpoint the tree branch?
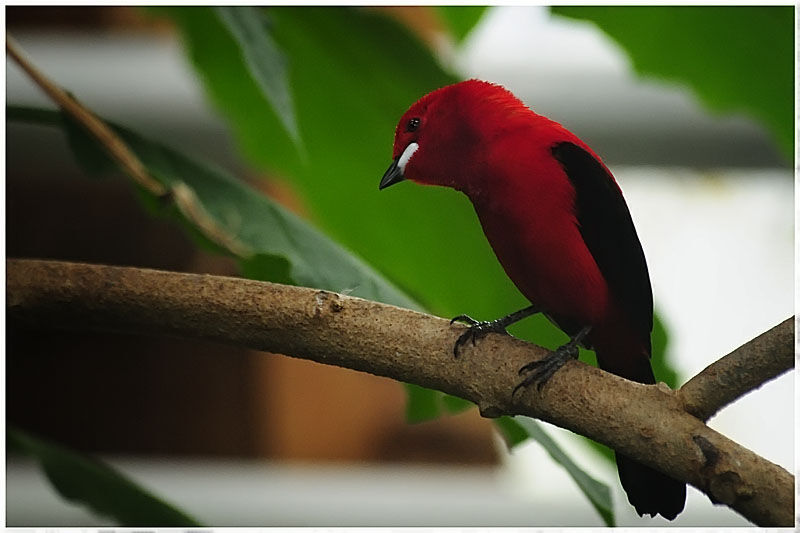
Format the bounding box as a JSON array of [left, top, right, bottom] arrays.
[[6, 259, 794, 526], [6, 35, 164, 198], [679, 317, 794, 421]]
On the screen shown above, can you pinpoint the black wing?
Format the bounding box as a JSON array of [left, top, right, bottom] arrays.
[[551, 141, 653, 352]]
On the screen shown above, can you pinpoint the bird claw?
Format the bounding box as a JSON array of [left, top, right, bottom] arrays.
[[450, 315, 510, 358], [450, 314, 479, 327], [513, 342, 579, 394]]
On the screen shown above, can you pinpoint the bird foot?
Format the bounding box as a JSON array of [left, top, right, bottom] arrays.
[[513, 342, 579, 394], [450, 314, 510, 357]]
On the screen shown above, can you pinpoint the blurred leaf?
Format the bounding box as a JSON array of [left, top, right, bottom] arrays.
[[441, 393, 473, 414], [8, 104, 420, 311], [404, 383, 443, 423], [404, 387, 473, 423], [493, 416, 529, 449], [62, 114, 117, 177], [514, 417, 615, 527], [650, 310, 677, 387], [496, 416, 617, 525], [435, 6, 488, 42], [215, 6, 301, 146], [551, 6, 793, 160], [239, 252, 294, 285], [582, 434, 614, 466], [8, 428, 200, 527]]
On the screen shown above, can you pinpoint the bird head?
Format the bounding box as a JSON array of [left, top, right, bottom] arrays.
[[379, 79, 529, 194]]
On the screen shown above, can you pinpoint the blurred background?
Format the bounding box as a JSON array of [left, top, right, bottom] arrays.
[[6, 5, 793, 527]]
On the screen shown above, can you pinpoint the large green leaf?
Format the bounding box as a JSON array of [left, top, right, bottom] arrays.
[[8, 105, 419, 312], [551, 6, 794, 160], [8, 428, 200, 526], [506, 417, 615, 527], [215, 6, 300, 146]]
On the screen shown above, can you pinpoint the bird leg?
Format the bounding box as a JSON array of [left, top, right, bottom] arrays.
[[450, 305, 540, 357], [514, 325, 592, 394]]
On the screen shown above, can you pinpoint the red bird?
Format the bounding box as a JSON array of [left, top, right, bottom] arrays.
[[379, 79, 685, 520]]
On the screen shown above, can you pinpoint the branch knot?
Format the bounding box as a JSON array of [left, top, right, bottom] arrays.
[[313, 290, 343, 318]]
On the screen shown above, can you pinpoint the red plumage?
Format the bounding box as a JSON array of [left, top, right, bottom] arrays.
[[380, 79, 685, 520], [391, 81, 609, 329]]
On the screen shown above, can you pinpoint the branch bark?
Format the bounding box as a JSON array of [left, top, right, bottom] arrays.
[[6, 259, 794, 526], [679, 317, 794, 421]]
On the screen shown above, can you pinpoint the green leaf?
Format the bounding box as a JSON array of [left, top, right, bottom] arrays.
[[8, 427, 200, 527], [404, 385, 473, 423], [551, 6, 794, 160], [239, 252, 295, 285], [650, 310, 677, 388], [441, 393, 473, 414], [493, 416, 530, 449], [62, 114, 117, 177], [215, 6, 301, 147], [8, 104, 420, 311], [404, 383, 443, 423], [435, 6, 488, 42], [582, 435, 614, 466], [512, 417, 615, 527]]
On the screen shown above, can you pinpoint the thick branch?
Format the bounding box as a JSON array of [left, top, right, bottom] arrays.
[[6, 259, 794, 526], [679, 317, 794, 421]]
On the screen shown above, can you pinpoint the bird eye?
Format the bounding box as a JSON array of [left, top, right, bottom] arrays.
[[406, 117, 421, 132]]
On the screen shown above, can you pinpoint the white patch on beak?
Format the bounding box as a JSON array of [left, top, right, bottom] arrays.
[[397, 142, 419, 173]]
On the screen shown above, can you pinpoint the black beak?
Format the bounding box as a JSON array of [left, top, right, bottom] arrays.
[[379, 158, 405, 190]]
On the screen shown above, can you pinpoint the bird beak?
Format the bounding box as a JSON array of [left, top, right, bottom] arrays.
[[379, 158, 404, 190]]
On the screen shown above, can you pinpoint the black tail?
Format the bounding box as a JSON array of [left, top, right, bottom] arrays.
[[616, 452, 686, 519], [597, 350, 687, 520]]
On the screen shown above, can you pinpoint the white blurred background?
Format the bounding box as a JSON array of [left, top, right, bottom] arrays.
[[6, 6, 793, 527]]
